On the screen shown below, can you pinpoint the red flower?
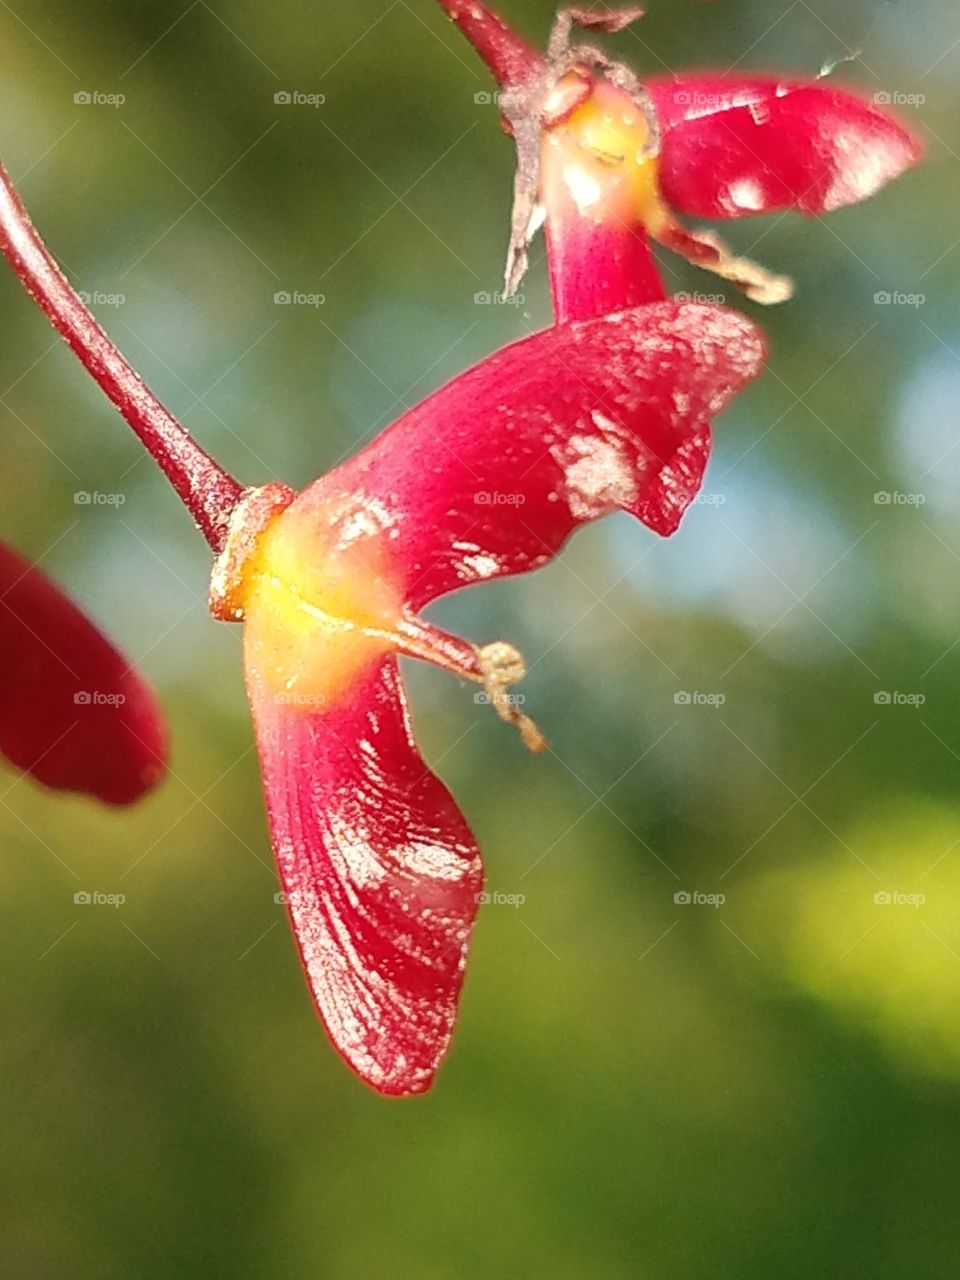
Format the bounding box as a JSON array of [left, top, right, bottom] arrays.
[[0, 540, 167, 804], [0, 144, 764, 1091], [210, 303, 764, 1093], [437, 2, 922, 309], [435, 0, 923, 630]]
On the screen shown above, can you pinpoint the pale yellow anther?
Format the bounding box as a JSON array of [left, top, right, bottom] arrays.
[[478, 642, 548, 754]]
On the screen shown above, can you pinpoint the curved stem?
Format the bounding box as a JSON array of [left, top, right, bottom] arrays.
[[0, 158, 243, 552], [435, 0, 543, 89]]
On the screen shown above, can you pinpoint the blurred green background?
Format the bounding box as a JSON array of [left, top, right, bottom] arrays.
[[0, 0, 958, 1275]]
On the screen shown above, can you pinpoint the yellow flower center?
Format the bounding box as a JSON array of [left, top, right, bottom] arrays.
[[239, 493, 405, 710], [208, 487, 544, 746], [542, 76, 668, 234]]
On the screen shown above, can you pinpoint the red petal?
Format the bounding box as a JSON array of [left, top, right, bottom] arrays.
[[647, 75, 922, 217], [544, 192, 667, 322], [0, 541, 167, 805], [311, 303, 764, 608], [247, 652, 482, 1096]]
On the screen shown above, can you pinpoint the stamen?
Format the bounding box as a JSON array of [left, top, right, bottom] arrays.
[[655, 219, 795, 306], [394, 615, 485, 679], [397, 621, 546, 752], [477, 642, 548, 753]]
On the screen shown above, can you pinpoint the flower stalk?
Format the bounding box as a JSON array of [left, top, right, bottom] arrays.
[[0, 158, 243, 552], [437, 0, 541, 88]]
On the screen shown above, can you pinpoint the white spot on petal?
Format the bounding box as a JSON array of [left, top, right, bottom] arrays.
[[725, 177, 766, 212], [563, 163, 603, 214], [555, 433, 639, 519]]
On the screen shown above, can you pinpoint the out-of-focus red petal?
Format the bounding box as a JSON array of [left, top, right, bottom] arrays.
[[247, 651, 482, 1096], [0, 541, 167, 805], [309, 303, 764, 609], [647, 75, 922, 218]]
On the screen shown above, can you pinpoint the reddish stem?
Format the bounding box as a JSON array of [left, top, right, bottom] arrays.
[[435, 0, 544, 88], [0, 158, 243, 552]]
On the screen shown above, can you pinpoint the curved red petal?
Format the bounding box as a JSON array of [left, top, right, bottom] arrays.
[[0, 541, 167, 805], [247, 651, 483, 1096], [647, 75, 923, 218], [312, 303, 764, 608]]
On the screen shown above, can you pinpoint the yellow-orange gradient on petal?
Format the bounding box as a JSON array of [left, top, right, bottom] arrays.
[[212, 485, 513, 721], [540, 75, 793, 307], [541, 76, 668, 238], [237, 492, 407, 713]]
